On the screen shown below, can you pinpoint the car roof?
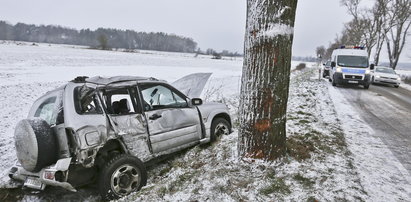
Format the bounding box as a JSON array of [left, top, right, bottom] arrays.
[[84, 76, 160, 85], [332, 49, 368, 57]]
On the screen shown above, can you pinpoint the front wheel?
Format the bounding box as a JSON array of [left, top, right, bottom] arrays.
[[394, 85, 399, 88], [98, 154, 147, 200], [210, 118, 231, 142], [332, 76, 337, 86], [364, 84, 370, 89]]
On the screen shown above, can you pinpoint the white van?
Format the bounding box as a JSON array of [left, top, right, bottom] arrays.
[[329, 46, 374, 89]]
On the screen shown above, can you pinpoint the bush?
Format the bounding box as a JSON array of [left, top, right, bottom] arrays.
[[295, 63, 306, 70]]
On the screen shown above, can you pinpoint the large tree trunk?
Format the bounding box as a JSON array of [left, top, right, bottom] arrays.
[[238, 0, 298, 161]]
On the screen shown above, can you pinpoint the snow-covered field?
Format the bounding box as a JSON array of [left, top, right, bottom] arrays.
[[0, 41, 410, 201]]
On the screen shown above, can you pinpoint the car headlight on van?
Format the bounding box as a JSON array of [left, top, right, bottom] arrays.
[[365, 69, 370, 74], [336, 67, 342, 73]]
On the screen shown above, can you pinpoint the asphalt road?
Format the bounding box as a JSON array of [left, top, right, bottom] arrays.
[[336, 83, 411, 174]]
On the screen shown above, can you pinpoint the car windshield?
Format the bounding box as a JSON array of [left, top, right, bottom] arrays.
[[337, 55, 368, 68], [376, 67, 396, 74]]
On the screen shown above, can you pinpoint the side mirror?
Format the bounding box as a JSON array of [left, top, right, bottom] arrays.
[[191, 98, 203, 106], [323, 63, 326, 66], [370, 64, 375, 70], [331, 62, 336, 68]]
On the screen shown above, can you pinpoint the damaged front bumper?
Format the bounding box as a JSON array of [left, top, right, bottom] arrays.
[[9, 158, 76, 192]]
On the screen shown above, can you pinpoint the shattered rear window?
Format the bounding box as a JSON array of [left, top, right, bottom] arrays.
[[34, 97, 57, 125]]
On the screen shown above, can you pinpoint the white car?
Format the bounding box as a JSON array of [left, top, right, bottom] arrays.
[[371, 66, 401, 88]]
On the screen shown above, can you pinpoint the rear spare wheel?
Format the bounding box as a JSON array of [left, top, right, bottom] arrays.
[[14, 118, 58, 172]]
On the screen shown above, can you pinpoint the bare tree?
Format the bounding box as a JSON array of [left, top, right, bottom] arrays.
[[342, 18, 367, 46], [373, 0, 392, 65], [316, 46, 326, 59], [386, 0, 411, 69], [340, 0, 377, 57], [239, 0, 298, 160]]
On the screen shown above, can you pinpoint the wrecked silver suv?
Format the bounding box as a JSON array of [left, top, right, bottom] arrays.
[[9, 73, 232, 199]]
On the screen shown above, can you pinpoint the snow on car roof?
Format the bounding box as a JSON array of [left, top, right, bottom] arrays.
[[84, 76, 160, 85]]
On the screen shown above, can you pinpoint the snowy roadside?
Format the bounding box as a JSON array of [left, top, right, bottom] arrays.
[[120, 67, 369, 201], [0, 42, 409, 201], [328, 84, 411, 200], [396, 70, 411, 91]]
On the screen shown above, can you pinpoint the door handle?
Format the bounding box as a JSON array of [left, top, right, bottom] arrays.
[[149, 114, 162, 120]]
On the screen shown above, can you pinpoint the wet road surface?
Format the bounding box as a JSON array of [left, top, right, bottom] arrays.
[[336, 83, 411, 174]]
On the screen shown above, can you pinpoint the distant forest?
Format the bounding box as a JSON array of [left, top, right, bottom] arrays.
[[0, 21, 198, 53]]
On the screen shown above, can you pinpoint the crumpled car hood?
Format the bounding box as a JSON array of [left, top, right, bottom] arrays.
[[172, 73, 212, 98]]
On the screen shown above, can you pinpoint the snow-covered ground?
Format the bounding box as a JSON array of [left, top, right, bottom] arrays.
[[0, 41, 410, 201], [396, 70, 411, 91]]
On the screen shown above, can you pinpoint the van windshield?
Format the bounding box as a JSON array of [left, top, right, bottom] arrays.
[[337, 55, 368, 68]]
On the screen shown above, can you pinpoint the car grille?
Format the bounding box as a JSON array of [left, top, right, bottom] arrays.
[[381, 76, 396, 80], [344, 75, 362, 80]]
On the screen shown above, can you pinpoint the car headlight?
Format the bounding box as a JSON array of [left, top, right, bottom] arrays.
[[376, 75, 380, 78], [365, 69, 370, 74], [397, 77, 401, 81], [336, 67, 342, 73]]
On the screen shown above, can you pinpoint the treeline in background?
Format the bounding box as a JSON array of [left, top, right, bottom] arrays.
[[0, 21, 198, 53]]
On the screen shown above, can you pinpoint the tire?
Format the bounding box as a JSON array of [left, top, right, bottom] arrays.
[[98, 154, 147, 200], [332, 76, 337, 86], [210, 118, 231, 142], [364, 84, 370, 89], [394, 85, 399, 88], [14, 118, 58, 172]]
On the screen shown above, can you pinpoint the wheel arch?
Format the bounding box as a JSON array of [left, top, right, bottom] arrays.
[[209, 112, 232, 133], [95, 139, 129, 168]]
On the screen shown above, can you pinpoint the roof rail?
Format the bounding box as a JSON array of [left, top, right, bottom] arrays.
[[72, 76, 89, 83]]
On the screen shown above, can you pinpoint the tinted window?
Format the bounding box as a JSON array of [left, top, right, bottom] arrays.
[[34, 97, 56, 125], [140, 84, 187, 111]]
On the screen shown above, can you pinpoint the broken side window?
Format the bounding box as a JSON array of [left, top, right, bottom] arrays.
[[74, 85, 103, 115], [140, 84, 188, 111], [103, 88, 138, 115]]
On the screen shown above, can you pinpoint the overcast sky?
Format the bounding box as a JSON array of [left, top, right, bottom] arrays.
[[0, 0, 408, 59]]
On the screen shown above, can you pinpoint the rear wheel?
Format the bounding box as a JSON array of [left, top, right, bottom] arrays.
[[98, 154, 147, 200], [210, 118, 230, 142]]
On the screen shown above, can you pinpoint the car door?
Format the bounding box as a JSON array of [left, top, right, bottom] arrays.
[[101, 86, 152, 160], [138, 83, 202, 153]]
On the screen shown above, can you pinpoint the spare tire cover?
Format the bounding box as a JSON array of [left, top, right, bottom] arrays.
[[14, 118, 58, 172]]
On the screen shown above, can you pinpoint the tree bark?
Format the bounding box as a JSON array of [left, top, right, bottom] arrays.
[[239, 0, 298, 161]]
